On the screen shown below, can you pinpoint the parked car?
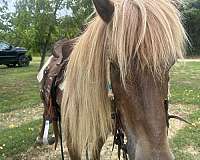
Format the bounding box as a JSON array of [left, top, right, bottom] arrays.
[[0, 41, 32, 67]]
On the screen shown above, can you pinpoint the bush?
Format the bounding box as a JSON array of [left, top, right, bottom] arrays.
[[183, 1, 200, 56]]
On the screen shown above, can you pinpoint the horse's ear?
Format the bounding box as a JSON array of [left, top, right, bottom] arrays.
[[92, 0, 114, 23]]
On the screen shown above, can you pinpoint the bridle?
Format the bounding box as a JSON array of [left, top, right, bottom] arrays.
[[106, 58, 128, 159], [106, 58, 192, 160]]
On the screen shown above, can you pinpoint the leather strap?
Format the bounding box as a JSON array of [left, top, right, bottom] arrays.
[[107, 58, 128, 160]]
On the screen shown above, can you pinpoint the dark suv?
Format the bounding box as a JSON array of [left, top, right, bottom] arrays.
[[0, 41, 32, 67]]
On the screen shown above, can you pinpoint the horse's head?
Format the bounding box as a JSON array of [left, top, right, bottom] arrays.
[[111, 65, 173, 160], [93, 0, 187, 159], [62, 0, 187, 159]]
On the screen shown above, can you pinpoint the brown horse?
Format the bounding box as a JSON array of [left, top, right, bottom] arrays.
[[39, 0, 187, 160], [61, 0, 187, 159]]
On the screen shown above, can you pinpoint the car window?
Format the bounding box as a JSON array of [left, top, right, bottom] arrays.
[[0, 42, 9, 50]]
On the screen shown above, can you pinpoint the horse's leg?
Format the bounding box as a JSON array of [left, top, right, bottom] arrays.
[[90, 137, 105, 160], [39, 116, 46, 137], [66, 136, 105, 160], [36, 116, 45, 144], [67, 147, 81, 160], [67, 144, 81, 160], [36, 116, 55, 145], [66, 133, 81, 160]]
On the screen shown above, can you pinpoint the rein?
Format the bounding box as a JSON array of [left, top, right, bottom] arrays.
[[111, 100, 128, 160], [107, 59, 128, 160]]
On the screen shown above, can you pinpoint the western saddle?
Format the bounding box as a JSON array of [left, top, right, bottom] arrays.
[[36, 38, 76, 149]]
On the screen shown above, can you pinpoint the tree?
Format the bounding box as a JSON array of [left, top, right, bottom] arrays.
[[0, 0, 12, 39], [34, 0, 64, 69], [13, 0, 93, 69], [66, 0, 93, 27], [11, 0, 36, 49], [0, 0, 94, 69], [183, 0, 200, 55]]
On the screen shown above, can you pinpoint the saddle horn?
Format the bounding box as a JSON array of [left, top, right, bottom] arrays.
[[92, 0, 114, 23]]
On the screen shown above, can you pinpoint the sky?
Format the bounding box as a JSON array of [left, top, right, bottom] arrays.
[[7, 0, 16, 13], [5, 0, 69, 17]]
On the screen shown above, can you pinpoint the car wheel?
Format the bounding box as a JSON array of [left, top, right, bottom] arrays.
[[18, 55, 30, 67], [6, 64, 16, 68]]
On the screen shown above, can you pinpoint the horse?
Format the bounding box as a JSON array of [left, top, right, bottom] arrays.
[[61, 0, 187, 159], [37, 0, 187, 159]]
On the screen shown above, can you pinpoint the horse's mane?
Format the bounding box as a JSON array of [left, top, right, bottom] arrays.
[[62, 0, 187, 155]]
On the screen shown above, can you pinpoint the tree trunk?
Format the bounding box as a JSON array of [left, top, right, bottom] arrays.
[[38, 0, 63, 70], [39, 47, 46, 70]]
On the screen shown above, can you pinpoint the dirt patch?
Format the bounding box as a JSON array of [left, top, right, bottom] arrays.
[[15, 136, 119, 160], [0, 105, 43, 131], [185, 145, 200, 157], [178, 59, 200, 62]]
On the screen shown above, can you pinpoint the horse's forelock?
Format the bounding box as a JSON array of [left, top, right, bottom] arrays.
[[109, 0, 187, 85]]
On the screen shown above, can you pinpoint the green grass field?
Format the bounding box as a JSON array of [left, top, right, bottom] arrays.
[[0, 57, 41, 113], [0, 58, 42, 159], [0, 58, 199, 159], [170, 61, 200, 160]]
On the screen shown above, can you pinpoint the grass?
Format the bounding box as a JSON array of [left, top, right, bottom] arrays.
[[170, 109, 200, 160], [0, 120, 41, 159], [0, 57, 41, 113], [0, 58, 42, 159], [0, 59, 199, 159], [169, 61, 200, 160], [170, 61, 200, 105]]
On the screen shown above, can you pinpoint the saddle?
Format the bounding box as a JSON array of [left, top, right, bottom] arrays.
[[38, 38, 76, 148]]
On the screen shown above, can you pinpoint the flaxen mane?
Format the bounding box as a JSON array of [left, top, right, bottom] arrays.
[[62, 0, 187, 156]]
